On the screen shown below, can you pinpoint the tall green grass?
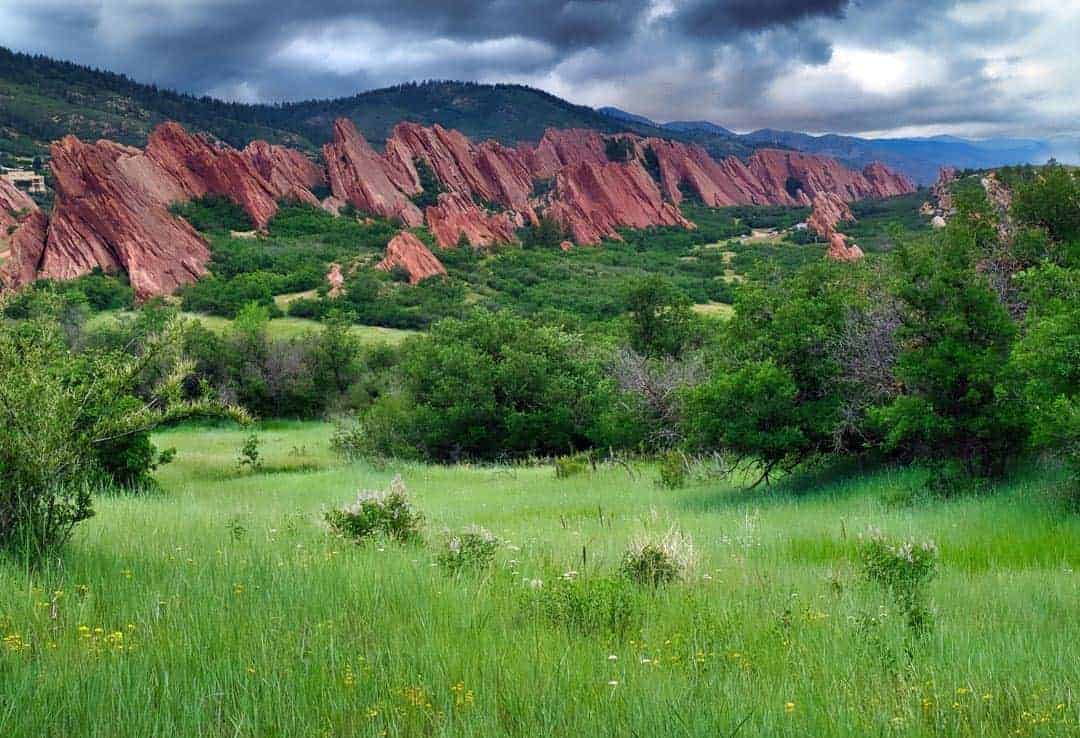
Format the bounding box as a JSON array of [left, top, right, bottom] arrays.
[[1, 422, 1076, 737]]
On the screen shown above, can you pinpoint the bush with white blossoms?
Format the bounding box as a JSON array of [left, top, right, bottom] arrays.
[[437, 526, 499, 573], [324, 475, 423, 544], [857, 527, 938, 633], [619, 527, 697, 586]]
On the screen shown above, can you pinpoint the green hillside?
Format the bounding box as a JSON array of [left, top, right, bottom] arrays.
[[0, 46, 755, 163]]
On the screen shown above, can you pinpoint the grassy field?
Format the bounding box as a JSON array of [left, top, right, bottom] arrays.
[[1, 422, 1077, 737], [85, 310, 416, 344]]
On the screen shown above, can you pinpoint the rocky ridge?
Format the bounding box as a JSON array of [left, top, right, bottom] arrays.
[[1, 118, 914, 298]]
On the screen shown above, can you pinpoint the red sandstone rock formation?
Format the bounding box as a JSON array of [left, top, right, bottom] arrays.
[[145, 123, 288, 229], [376, 231, 447, 284], [747, 149, 897, 205], [863, 162, 914, 198], [326, 262, 345, 298], [807, 192, 856, 240], [546, 160, 693, 244], [323, 119, 423, 227], [808, 192, 863, 262], [827, 232, 864, 262], [243, 140, 325, 205], [42, 135, 210, 298], [386, 123, 536, 214], [425, 192, 518, 249], [0, 179, 48, 289], [527, 128, 609, 179]]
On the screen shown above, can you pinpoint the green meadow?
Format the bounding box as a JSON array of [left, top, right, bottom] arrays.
[[1, 421, 1076, 737]]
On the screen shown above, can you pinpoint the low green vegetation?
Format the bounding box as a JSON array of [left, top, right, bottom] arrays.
[[0, 164, 1076, 736], [0, 421, 1076, 737]]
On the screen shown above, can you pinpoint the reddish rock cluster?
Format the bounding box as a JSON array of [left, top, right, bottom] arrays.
[[2, 117, 915, 299], [808, 192, 863, 262], [376, 231, 447, 284], [323, 119, 423, 227], [546, 160, 692, 244], [425, 192, 518, 249], [0, 178, 48, 288]]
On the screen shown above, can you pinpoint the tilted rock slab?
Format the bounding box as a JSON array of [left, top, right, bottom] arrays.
[[425, 192, 518, 249], [376, 231, 447, 284], [323, 119, 423, 227]]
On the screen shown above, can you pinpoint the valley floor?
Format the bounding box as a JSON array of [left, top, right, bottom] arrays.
[[1, 422, 1077, 737]]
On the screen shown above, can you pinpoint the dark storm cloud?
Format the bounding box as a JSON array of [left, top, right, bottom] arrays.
[[671, 0, 849, 38], [0, 0, 1074, 138]]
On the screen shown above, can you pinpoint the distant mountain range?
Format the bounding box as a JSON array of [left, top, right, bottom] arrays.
[[0, 45, 1071, 187], [598, 106, 1071, 185]]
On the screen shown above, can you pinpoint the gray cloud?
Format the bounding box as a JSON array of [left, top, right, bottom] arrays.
[[0, 0, 1075, 138]]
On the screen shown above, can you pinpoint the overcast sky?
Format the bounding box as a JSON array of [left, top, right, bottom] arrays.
[[1, 1, 1076, 139]]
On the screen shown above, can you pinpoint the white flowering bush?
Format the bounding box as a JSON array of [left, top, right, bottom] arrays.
[[437, 526, 499, 573], [324, 475, 423, 543], [619, 527, 697, 586], [857, 527, 938, 632]]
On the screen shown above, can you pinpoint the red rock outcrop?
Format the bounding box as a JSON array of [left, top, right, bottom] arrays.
[[323, 119, 423, 227], [546, 160, 693, 244], [827, 232, 864, 262], [376, 231, 447, 284], [425, 192, 518, 249], [243, 140, 324, 205], [808, 192, 863, 262], [144, 122, 290, 229], [42, 135, 210, 298], [642, 138, 775, 207], [747, 149, 901, 205], [807, 191, 856, 241], [863, 162, 915, 198], [385, 123, 536, 215], [526, 128, 610, 179], [0, 179, 48, 289], [326, 262, 345, 298]]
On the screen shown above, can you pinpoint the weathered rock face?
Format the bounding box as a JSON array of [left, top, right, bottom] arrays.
[[808, 191, 863, 262], [326, 262, 345, 298], [425, 191, 518, 249], [747, 149, 910, 205], [243, 140, 324, 206], [0, 179, 48, 289], [807, 191, 856, 241], [827, 232, 864, 262], [527, 128, 609, 179], [923, 167, 957, 218], [42, 135, 210, 298], [863, 162, 915, 198], [546, 160, 693, 244], [323, 119, 423, 227], [386, 122, 536, 215], [376, 231, 447, 284], [145, 122, 288, 229]]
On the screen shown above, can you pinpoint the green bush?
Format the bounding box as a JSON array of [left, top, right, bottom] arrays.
[[324, 475, 423, 544], [171, 195, 253, 233], [619, 528, 695, 586], [354, 310, 602, 461], [529, 573, 640, 636], [857, 528, 938, 633], [0, 308, 245, 560], [554, 453, 590, 479], [436, 526, 499, 574], [655, 450, 689, 489]]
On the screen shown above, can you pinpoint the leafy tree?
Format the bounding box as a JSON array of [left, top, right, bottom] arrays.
[[872, 227, 1028, 478], [1012, 164, 1080, 249], [0, 304, 246, 560], [624, 276, 697, 358], [356, 310, 600, 461]]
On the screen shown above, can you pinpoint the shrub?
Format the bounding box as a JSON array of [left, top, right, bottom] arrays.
[[436, 526, 499, 574], [624, 276, 698, 359], [857, 528, 938, 633], [171, 195, 253, 233], [656, 450, 689, 489], [554, 453, 590, 479], [324, 475, 423, 544], [236, 431, 263, 472], [0, 308, 246, 560], [619, 528, 696, 586], [354, 310, 602, 461], [529, 573, 640, 636]]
